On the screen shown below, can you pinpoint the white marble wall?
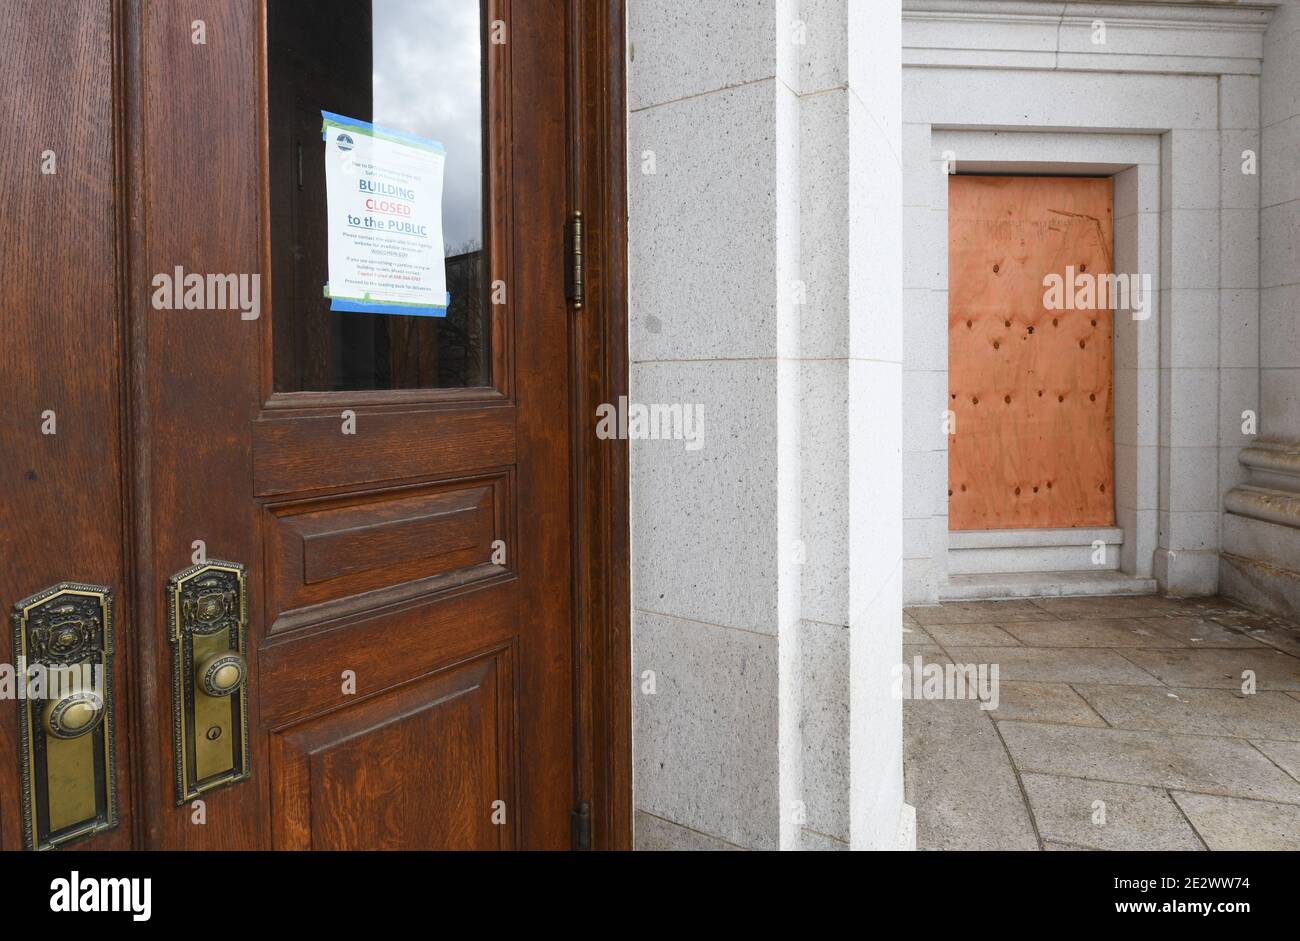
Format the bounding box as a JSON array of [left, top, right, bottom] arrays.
[[628, 0, 906, 850], [1220, 0, 1300, 618], [1261, 0, 1300, 438]]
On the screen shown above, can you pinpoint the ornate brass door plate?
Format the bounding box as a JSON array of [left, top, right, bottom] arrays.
[[168, 561, 250, 804], [12, 583, 118, 851]]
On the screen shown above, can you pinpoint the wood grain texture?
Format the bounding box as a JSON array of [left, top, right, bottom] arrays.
[[948, 176, 1116, 531], [129, 0, 269, 849], [570, 0, 631, 850], [271, 653, 515, 850], [251, 404, 515, 497], [263, 474, 509, 634], [7, 0, 630, 850], [0, 0, 134, 851]]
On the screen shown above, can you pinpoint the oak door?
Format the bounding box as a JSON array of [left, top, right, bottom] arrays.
[[129, 0, 576, 849]]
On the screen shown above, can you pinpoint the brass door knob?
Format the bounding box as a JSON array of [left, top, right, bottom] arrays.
[[42, 691, 106, 740], [197, 652, 246, 697]]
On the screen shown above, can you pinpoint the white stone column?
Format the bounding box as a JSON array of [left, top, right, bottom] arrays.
[[628, 0, 906, 851], [1155, 127, 1224, 595], [1221, 0, 1300, 618]]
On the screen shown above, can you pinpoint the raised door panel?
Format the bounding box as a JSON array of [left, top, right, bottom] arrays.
[[270, 652, 515, 850]]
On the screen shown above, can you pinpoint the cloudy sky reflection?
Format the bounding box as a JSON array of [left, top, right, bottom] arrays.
[[371, 0, 483, 254]]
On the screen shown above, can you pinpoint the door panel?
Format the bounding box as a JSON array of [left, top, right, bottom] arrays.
[[262, 473, 509, 635], [0, 0, 134, 851], [251, 406, 515, 496], [270, 651, 515, 850], [129, 0, 574, 849], [948, 175, 1116, 531]]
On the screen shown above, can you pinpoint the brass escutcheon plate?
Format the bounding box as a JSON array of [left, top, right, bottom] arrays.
[[11, 582, 117, 851], [168, 561, 250, 804]]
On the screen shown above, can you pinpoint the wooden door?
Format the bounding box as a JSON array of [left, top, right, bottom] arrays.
[[948, 176, 1116, 531], [0, 1, 136, 852], [124, 0, 575, 849]]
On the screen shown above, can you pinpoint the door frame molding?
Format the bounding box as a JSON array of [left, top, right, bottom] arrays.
[[569, 0, 631, 851]]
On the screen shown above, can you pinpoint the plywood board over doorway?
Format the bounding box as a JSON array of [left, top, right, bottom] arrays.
[[948, 175, 1116, 531]]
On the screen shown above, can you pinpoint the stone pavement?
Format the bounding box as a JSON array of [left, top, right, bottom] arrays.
[[903, 595, 1300, 851]]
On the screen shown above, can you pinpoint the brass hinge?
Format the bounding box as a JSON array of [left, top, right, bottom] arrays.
[[565, 211, 584, 311], [572, 800, 592, 850]]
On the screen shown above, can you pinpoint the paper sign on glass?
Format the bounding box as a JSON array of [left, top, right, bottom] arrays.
[[321, 110, 450, 318]]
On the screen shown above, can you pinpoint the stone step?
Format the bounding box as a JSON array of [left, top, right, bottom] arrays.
[[947, 527, 1123, 575], [939, 570, 1158, 601]]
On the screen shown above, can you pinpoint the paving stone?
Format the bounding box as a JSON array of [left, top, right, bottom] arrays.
[[1163, 597, 1251, 618], [1170, 792, 1300, 850], [1002, 618, 1187, 648], [1074, 684, 1300, 741], [1043, 841, 1094, 850], [998, 720, 1300, 804], [904, 698, 1038, 850], [922, 621, 1022, 647], [902, 619, 935, 645], [1208, 609, 1300, 656], [906, 600, 1049, 626], [1020, 773, 1204, 851], [904, 596, 1300, 851], [985, 682, 1107, 727], [1139, 616, 1267, 649], [1209, 608, 1296, 630], [900, 645, 949, 665], [1252, 740, 1300, 783], [946, 646, 1163, 686], [1119, 648, 1300, 691], [1030, 595, 1187, 620]]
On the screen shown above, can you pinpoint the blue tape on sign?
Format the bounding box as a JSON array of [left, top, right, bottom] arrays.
[[320, 110, 446, 154], [328, 293, 452, 318]]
